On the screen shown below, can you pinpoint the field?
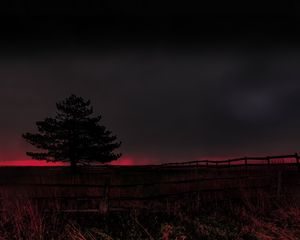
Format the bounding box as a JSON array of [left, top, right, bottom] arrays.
[[0, 159, 300, 239]]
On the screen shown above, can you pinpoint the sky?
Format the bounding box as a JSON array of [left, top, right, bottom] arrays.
[[1, 1, 300, 165]]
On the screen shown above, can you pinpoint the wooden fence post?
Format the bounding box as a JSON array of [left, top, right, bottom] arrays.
[[100, 179, 110, 214], [197, 191, 200, 212]]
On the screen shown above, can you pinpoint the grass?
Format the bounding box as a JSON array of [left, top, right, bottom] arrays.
[[0, 191, 299, 239], [0, 165, 299, 239]]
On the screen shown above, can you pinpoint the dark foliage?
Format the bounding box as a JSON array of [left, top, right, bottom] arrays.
[[22, 94, 121, 171]]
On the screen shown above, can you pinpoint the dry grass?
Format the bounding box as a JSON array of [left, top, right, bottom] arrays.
[[0, 191, 299, 239], [0, 166, 299, 239]]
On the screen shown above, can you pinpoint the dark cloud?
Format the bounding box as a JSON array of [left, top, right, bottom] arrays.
[[1, 47, 300, 164]]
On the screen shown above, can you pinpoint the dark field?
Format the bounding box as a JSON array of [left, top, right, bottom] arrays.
[[0, 164, 300, 239]]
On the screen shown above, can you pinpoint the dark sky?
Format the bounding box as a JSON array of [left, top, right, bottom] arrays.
[[1, 1, 300, 164]]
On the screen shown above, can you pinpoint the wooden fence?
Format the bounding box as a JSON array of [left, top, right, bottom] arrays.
[[0, 153, 300, 213], [160, 153, 300, 167]]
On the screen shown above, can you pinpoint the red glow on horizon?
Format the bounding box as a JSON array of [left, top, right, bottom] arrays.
[[111, 157, 134, 166], [0, 156, 153, 167], [0, 160, 66, 167], [1, 153, 297, 167], [111, 156, 156, 166]]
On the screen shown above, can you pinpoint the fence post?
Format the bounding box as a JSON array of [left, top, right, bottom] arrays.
[[100, 178, 110, 214], [197, 191, 200, 212]]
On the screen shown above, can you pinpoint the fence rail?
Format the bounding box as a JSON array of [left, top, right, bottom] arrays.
[[0, 153, 300, 213], [160, 153, 300, 167]]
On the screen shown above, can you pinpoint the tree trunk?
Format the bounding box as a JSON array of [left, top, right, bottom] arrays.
[[69, 138, 77, 173]]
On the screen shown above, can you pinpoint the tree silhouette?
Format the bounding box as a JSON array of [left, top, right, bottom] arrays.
[[22, 94, 121, 172]]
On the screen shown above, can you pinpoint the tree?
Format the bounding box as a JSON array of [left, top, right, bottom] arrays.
[[22, 94, 122, 172]]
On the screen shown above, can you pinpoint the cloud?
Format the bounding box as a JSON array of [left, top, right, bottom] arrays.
[[1, 48, 300, 163]]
